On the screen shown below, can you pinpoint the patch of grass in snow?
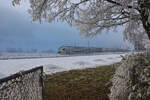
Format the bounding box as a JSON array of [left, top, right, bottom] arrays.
[[44, 63, 121, 100]]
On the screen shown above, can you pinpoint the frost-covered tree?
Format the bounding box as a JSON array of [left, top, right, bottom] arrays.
[[12, 0, 150, 41], [124, 22, 150, 50]]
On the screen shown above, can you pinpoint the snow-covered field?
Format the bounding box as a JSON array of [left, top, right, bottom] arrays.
[[0, 53, 127, 79], [0, 53, 65, 60]]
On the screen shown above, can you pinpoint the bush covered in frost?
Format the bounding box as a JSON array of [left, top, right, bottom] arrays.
[[109, 51, 150, 100]]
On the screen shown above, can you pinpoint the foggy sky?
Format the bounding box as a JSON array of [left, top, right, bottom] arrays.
[[0, 0, 127, 52]]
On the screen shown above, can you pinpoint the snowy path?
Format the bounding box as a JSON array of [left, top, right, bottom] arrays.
[[0, 53, 125, 78]]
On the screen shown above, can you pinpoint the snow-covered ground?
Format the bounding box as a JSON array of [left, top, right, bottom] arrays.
[[0, 53, 65, 60], [0, 53, 127, 79]]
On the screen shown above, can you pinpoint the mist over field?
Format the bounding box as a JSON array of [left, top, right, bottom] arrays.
[[0, 0, 131, 53]]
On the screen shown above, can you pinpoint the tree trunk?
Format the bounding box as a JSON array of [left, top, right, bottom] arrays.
[[141, 14, 150, 40], [139, 0, 150, 40]]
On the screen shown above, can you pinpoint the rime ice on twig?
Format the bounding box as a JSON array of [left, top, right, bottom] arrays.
[[12, 0, 150, 46]]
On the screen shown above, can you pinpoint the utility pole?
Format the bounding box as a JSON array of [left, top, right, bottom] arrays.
[[87, 40, 90, 53], [88, 40, 90, 48]]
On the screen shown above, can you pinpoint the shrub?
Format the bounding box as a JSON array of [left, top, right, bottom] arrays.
[[109, 51, 150, 100]]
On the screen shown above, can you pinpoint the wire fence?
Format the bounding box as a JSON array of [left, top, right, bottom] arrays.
[[0, 66, 43, 100]]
